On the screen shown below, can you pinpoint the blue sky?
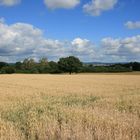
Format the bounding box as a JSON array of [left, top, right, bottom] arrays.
[[0, 0, 140, 62]]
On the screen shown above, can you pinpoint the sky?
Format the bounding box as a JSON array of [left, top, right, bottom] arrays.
[[0, 0, 140, 62]]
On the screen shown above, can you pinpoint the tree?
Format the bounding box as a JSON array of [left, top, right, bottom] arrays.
[[21, 58, 39, 73], [132, 62, 140, 71], [58, 56, 82, 74], [22, 58, 36, 70], [49, 61, 60, 73], [0, 62, 8, 69], [1, 66, 15, 74], [15, 62, 22, 70], [38, 57, 49, 73], [39, 57, 48, 65]]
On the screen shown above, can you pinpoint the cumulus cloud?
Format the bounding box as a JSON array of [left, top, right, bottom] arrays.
[[0, 21, 96, 62], [0, 22, 43, 58], [0, 20, 140, 62], [125, 21, 140, 29], [83, 0, 118, 16], [71, 38, 96, 61], [101, 36, 140, 61], [0, 0, 20, 6], [0, 0, 80, 9], [0, 21, 67, 62], [71, 38, 92, 54], [101, 37, 121, 54], [44, 0, 80, 9]]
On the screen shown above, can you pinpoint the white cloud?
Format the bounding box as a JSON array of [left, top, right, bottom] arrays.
[[0, 20, 140, 62], [0, 21, 95, 62], [72, 38, 90, 47], [125, 21, 140, 29], [71, 38, 96, 60], [121, 36, 140, 54], [44, 0, 80, 9], [0, 22, 43, 58], [101, 37, 121, 54], [0, 0, 80, 9], [71, 38, 92, 55], [83, 0, 118, 16], [0, 0, 20, 6], [101, 36, 140, 61]]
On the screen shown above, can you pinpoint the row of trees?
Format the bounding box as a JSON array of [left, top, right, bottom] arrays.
[[0, 56, 82, 74], [0, 56, 140, 74]]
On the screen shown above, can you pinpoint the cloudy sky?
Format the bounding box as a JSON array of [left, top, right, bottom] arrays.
[[0, 0, 140, 62]]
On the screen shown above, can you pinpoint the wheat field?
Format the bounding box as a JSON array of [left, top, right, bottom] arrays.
[[0, 73, 140, 140]]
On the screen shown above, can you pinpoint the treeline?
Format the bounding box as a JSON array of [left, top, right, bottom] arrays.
[[0, 56, 140, 74], [83, 62, 140, 73], [0, 56, 82, 74]]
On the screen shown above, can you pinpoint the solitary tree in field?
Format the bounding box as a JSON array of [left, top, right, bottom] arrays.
[[58, 56, 82, 74]]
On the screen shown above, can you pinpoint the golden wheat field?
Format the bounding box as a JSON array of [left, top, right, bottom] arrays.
[[0, 73, 140, 140]]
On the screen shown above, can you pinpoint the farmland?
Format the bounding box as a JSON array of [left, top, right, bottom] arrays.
[[0, 73, 140, 140]]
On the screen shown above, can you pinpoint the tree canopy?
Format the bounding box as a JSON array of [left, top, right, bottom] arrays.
[[58, 56, 82, 74]]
